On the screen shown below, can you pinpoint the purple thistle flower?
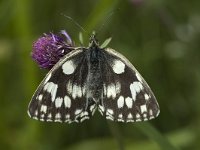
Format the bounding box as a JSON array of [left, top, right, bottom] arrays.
[[32, 30, 74, 70]]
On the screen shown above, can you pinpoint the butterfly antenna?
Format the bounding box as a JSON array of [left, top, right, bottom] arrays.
[[96, 9, 119, 34], [61, 13, 87, 34]]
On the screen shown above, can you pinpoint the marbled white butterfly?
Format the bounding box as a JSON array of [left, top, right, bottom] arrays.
[[28, 33, 160, 123]]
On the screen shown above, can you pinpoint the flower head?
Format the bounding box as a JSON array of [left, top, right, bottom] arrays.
[[32, 30, 73, 69]]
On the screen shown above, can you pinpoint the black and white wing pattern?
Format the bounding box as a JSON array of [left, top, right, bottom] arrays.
[[28, 49, 96, 123], [98, 48, 160, 122], [28, 33, 160, 124]]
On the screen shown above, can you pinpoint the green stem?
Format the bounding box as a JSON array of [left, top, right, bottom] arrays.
[[107, 121, 125, 150]]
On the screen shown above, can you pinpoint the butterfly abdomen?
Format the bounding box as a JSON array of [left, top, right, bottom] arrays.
[[86, 47, 104, 102]]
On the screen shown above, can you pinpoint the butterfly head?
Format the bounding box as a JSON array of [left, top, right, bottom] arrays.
[[89, 32, 99, 47]]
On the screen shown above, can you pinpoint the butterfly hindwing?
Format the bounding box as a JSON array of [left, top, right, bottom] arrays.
[[98, 48, 160, 122], [28, 48, 97, 123]]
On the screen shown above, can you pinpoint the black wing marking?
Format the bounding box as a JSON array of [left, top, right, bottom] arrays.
[[28, 48, 97, 123], [98, 48, 160, 122]]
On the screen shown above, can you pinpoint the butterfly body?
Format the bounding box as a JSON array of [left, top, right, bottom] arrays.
[[28, 34, 160, 123], [86, 45, 104, 103]]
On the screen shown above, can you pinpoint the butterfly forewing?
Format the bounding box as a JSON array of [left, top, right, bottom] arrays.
[[28, 48, 97, 123], [98, 48, 160, 122]]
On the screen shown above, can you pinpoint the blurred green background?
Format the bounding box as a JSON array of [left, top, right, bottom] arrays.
[[0, 0, 200, 150]]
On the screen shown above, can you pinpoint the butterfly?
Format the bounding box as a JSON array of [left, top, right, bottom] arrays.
[[27, 33, 160, 123]]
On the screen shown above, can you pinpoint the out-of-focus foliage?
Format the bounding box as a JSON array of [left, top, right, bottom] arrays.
[[0, 0, 200, 150]]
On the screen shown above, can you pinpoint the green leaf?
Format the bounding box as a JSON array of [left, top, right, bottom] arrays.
[[135, 123, 180, 150], [79, 32, 84, 45], [100, 37, 112, 48]]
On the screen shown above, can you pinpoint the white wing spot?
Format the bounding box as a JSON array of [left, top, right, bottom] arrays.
[[107, 109, 114, 115], [118, 118, 124, 122], [41, 114, 45, 119], [40, 117, 44, 121], [98, 105, 105, 115], [130, 83, 136, 101], [72, 84, 82, 99], [150, 115, 154, 120], [106, 115, 114, 121], [136, 113, 140, 118], [80, 116, 89, 122], [136, 118, 142, 122], [80, 112, 90, 122], [62, 60, 76, 75], [115, 81, 121, 95], [64, 95, 71, 108], [65, 114, 70, 119], [77, 86, 82, 97], [118, 113, 123, 118], [106, 109, 114, 120], [80, 111, 89, 117], [130, 81, 143, 100], [125, 97, 133, 108], [47, 113, 52, 119], [44, 82, 53, 92], [66, 80, 73, 94], [34, 110, 38, 116], [118, 114, 123, 119], [47, 116, 53, 122], [40, 114, 45, 119], [90, 104, 96, 114], [33, 116, 38, 120], [40, 105, 47, 113], [44, 82, 58, 102], [55, 113, 61, 118], [149, 109, 153, 116], [107, 83, 116, 99], [82, 84, 86, 96], [132, 82, 143, 93], [38, 94, 43, 101], [140, 105, 147, 113], [55, 97, 63, 108], [55, 113, 62, 122], [75, 109, 82, 115], [117, 96, 124, 108], [51, 84, 58, 102], [127, 119, 134, 122], [112, 60, 125, 74], [144, 94, 150, 100], [143, 113, 147, 118], [127, 113, 133, 119]]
